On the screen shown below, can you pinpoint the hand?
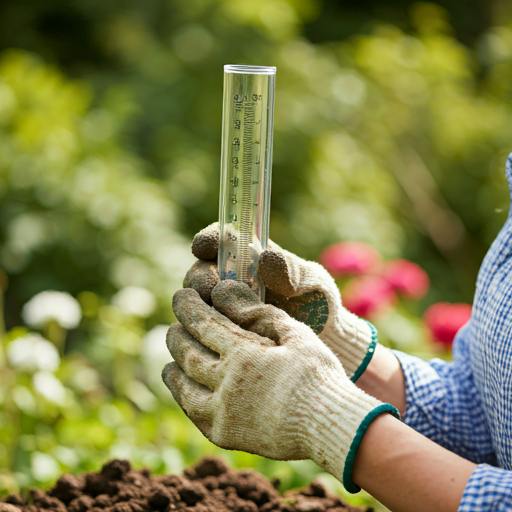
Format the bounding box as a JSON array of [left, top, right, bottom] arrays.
[[184, 222, 376, 380], [162, 280, 398, 492]]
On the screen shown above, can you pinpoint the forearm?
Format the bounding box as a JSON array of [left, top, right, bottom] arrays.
[[352, 413, 476, 512], [355, 343, 407, 415]]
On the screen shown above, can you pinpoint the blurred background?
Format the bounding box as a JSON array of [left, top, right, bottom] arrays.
[[1, 0, 512, 508]]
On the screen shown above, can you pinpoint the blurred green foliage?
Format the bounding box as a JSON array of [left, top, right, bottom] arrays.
[[1, 0, 512, 510], [0, 49, 194, 328]]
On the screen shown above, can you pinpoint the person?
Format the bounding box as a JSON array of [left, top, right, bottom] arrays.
[[162, 154, 512, 512]]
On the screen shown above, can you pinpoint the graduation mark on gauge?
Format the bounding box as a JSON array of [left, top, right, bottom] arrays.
[[226, 95, 265, 277]]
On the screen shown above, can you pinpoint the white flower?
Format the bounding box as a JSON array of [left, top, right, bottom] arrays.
[[12, 386, 36, 414], [142, 325, 172, 364], [33, 371, 68, 405], [142, 325, 173, 400], [69, 367, 100, 393], [22, 291, 82, 329], [7, 333, 60, 372], [162, 447, 184, 474], [51, 446, 78, 468], [112, 286, 156, 317], [125, 380, 157, 412], [31, 452, 60, 481]]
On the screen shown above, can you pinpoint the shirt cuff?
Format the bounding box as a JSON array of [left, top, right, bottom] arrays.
[[459, 464, 512, 511]]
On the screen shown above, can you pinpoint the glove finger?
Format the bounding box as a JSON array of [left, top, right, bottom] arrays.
[[183, 260, 219, 304], [211, 280, 298, 344], [166, 323, 221, 390], [259, 245, 331, 299], [162, 362, 214, 436], [258, 248, 295, 297], [192, 222, 219, 261], [172, 288, 273, 356]]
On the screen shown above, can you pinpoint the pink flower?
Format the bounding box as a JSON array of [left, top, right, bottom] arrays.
[[342, 276, 397, 319], [424, 302, 472, 346], [382, 259, 430, 300], [319, 241, 380, 278]]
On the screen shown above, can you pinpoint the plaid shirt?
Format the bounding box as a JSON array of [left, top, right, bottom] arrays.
[[393, 154, 512, 511]]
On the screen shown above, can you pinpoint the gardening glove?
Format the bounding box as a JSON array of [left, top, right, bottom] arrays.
[[162, 280, 399, 493], [184, 222, 377, 381]]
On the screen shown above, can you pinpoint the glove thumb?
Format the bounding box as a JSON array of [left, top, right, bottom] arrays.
[[258, 244, 311, 298]]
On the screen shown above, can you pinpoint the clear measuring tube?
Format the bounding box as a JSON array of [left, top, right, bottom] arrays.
[[218, 65, 276, 301]]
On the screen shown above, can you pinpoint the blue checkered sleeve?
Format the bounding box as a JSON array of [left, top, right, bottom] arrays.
[[387, 154, 512, 509], [393, 343, 496, 464], [459, 465, 512, 511]]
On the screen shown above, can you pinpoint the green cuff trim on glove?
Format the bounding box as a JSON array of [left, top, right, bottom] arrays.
[[350, 321, 378, 383], [342, 403, 400, 494]]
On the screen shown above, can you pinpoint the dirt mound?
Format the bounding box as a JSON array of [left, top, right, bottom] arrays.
[[1, 457, 371, 512]]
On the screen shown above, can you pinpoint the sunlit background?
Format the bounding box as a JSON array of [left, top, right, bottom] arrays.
[[1, 0, 512, 509]]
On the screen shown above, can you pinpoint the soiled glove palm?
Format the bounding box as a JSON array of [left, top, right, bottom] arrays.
[[184, 222, 376, 380], [162, 280, 399, 493]]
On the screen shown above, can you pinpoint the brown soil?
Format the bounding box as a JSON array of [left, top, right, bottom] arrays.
[[0, 457, 372, 512]]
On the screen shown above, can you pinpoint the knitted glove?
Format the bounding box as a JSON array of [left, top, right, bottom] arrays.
[[184, 222, 377, 381], [162, 280, 399, 492]]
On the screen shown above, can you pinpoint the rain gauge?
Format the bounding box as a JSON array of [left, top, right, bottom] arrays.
[[218, 65, 276, 301]]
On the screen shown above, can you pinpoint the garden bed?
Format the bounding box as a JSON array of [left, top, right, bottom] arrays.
[[0, 457, 371, 512]]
